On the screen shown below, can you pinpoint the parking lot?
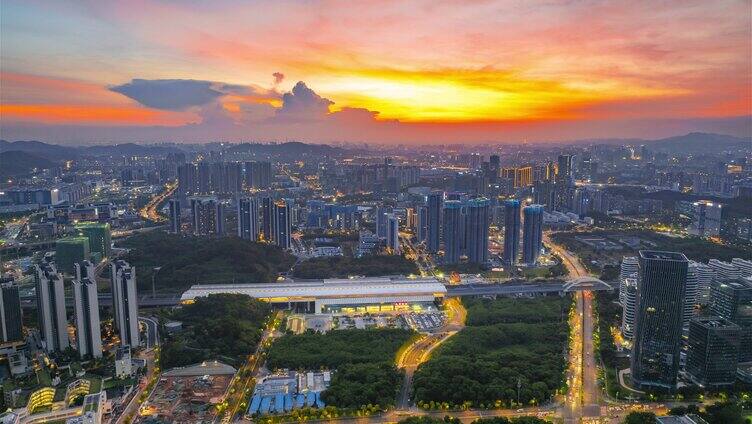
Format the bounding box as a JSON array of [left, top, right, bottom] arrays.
[[400, 311, 446, 332]]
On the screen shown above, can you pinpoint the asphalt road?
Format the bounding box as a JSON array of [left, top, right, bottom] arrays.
[[139, 316, 160, 350], [396, 297, 466, 409], [139, 182, 176, 222], [545, 232, 600, 422], [222, 312, 283, 423]]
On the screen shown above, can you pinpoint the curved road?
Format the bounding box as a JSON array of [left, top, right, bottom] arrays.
[[139, 182, 176, 222], [396, 298, 466, 409]]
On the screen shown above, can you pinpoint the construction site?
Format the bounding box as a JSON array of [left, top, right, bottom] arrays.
[[135, 361, 236, 423]]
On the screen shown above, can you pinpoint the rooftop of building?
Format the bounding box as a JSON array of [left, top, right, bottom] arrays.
[[181, 276, 447, 302], [715, 277, 752, 291], [74, 222, 110, 229], [657, 414, 708, 424], [467, 197, 490, 206], [57, 236, 89, 244], [639, 250, 688, 262], [692, 200, 722, 208], [116, 345, 130, 360], [691, 316, 740, 329], [162, 360, 237, 377]]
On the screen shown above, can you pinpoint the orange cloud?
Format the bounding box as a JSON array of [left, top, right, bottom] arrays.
[[1, 0, 749, 142], [0, 104, 195, 126]]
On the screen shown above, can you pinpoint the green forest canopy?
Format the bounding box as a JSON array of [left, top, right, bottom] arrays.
[[118, 231, 296, 292], [161, 294, 271, 369], [412, 296, 569, 409], [266, 328, 414, 409], [292, 254, 419, 279]]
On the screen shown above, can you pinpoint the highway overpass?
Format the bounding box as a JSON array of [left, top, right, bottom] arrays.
[[446, 279, 613, 297], [20, 293, 183, 309]]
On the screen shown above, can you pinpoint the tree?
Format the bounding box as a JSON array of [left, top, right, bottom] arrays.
[[292, 254, 418, 279], [161, 294, 271, 368], [400, 417, 462, 424], [623, 411, 656, 424], [701, 402, 746, 424], [669, 404, 700, 416], [119, 231, 296, 291], [267, 328, 414, 409], [472, 418, 551, 424], [412, 298, 568, 408]]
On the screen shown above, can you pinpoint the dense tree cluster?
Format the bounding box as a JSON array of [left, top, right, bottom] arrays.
[[622, 411, 656, 424], [472, 419, 551, 424], [466, 297, 567, 327], [552, 229, 751, 265], [701, 402, 749, 424], [595, 290, 622, 371], [320, 362, 403, 409], [119, 231, 296, 291], [161, 294, 271, 369], [412, 297, 568, 409], [267, 328, 413, 369], [292, 255, 418, 279], [266, 329, 414, 409], [628, 402, 750, 424], [398, 416, 551, 424]]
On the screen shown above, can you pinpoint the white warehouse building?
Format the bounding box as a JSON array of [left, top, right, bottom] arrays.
[[180, 276, 447, 314]]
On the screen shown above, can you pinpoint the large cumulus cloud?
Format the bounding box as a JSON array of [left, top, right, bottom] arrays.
[[102, 76, 399, 141], [275, 81, 334, 121], [110, 79, 226, 110]]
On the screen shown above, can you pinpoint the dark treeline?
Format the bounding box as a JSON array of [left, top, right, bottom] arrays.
[[412, 297, 568, 409], [266, 328, 415, 409], [292, 255, 418, 279], [161, 294, 271, 369], [398, 416, 551, 424], [119, 231, 296, 291]]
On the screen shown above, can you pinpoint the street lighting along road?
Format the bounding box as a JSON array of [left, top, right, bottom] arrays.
[[544, 231, 600, 422]]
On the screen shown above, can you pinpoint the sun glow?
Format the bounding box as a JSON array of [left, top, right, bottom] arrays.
[[314, 68, 687, 123]]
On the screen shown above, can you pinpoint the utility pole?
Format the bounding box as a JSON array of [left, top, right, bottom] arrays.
[[517, 377, 522, 406]]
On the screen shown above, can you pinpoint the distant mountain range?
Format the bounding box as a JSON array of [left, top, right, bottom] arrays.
[[0, 140, 183, 159], [224, 141, 345, 157], [556, 132, 750, 150], [0, 151, 57, 179], [0, 140, 78, 160], [1, 132, 749, 161], [647, 132, 750, 152]]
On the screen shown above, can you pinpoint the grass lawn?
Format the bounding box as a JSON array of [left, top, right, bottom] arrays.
[[103, 377, 136, 389], [87, 377, 103, 394], [481, 270, 509, 280], [521, 267, 550, 278], [36, 368, 52, 386]]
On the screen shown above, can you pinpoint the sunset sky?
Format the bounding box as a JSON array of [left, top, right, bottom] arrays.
[[1, 0, 750, 144]]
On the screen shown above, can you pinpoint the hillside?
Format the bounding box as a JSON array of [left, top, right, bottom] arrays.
[[117, 231, 297, 292], [81, 143, 183, 156], [0, 151, 57, 178], [0, 140, 78, 159], [649, 132, 751, 152], [224, 141, 345, 157], [0, 140, 185, 159]]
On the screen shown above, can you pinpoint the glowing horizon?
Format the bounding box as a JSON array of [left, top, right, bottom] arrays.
[[1, 0, 750, 143]]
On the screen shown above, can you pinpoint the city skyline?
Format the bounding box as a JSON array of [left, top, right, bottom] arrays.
[[1, 0, 751, 144], [0, 2, 750, 423]]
